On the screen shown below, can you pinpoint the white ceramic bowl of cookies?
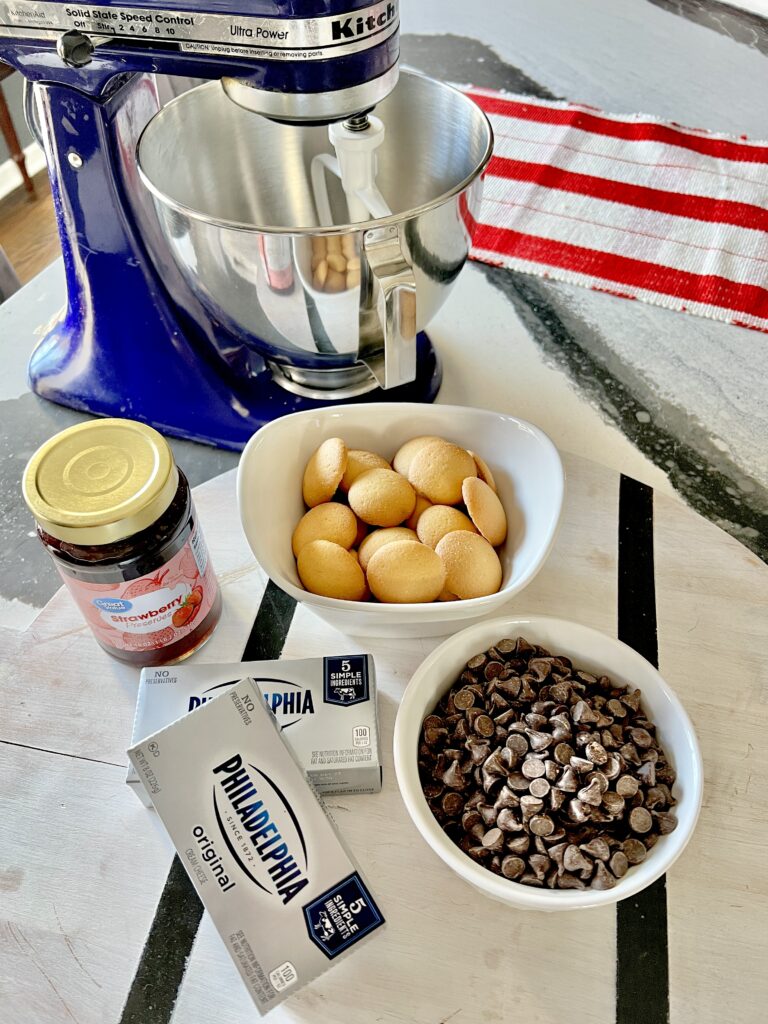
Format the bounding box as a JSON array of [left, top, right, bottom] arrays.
[[237, 404, 564, 638], [393, 615, 703, 910]]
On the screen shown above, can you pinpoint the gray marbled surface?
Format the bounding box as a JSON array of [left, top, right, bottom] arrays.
[[1, 1, 767, 631]]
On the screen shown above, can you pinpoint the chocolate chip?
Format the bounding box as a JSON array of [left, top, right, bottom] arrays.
[[519, 873, 544, 887], [554, 742, 574, 765], [522, 758, 546, 780], [620, 742, 641, 766], [563, 845, 592, 873], [557, 872, 586, 889], [653, 811, 678, 835], [483, 748, 507, 775], [466, 654, 487, 671], [645, 786, 668, 809], [507, 835, 530, 855], [610, 851, 629, 878], [474, 714, 496, 738], [515, 637, 535, 657], [424, 725, 448, 746], [656, 762, 677, 786], [623, 838, 647, 864], [585, 741, 608, 765], [461, 809, 482, 832], [586, 771, 609, 793], [573, 700, 599, 724], [630, 727, 653, 749], [577, 671, 597, 685], [528, 777, 551, 799], [492, 787, 515, 809], [550, 713, 572, 741], [550, 788, 567, 812], [616, 775, 640, 798], [568, 798, 589, 823], [636, 761, 656, 787], [549, 682, 571, 703], [505, 733, 529, 757], [453, 687, 476, 710], [629, 806, 653, 833], [497, 808, 522, 832], [592, 862, 616, 889], [530, 814, 555, 837], [478, 803, 498, 827], [441, 792, 464, 816], [570, 756, 594, 774], [580, 837, 610, 861], [602, 791, 626, 817], [442, 762, 467, 790], [529, 853, 551, 879], [455, 718, 471, 742], [577, 779, 604, 807], [484, 661, 505, 680], [482, 827, 505, 852], [528, 658, 552, 682], [528, 730, 553, 752], [501, 855, 526, 879], [497, 677, 522, 700], [544, 826, 566, 844], [556, 766, 579, 792], [544, 759, 559, 782], [466, 738, 491, 765], [518, 791, 544, 815]]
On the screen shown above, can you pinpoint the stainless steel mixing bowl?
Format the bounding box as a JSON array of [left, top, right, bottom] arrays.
[[137, 70, 493, 397]]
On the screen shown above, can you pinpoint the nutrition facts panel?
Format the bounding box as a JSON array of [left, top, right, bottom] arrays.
[[2, 455, 765, 1024]]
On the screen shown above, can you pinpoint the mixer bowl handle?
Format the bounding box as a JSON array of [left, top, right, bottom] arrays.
[[359, 225, 417, 389]]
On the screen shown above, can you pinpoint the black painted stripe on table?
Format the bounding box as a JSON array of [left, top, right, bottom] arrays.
[[616, 476, 669, 1024], [119, 580, 297, 1024]]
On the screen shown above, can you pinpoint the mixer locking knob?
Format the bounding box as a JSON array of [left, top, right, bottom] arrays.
[[56, 30, 95, 68]]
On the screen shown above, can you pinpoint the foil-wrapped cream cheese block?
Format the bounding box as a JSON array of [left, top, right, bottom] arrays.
[[128, 678, 385, 1014], [127, 654, 381, 805]]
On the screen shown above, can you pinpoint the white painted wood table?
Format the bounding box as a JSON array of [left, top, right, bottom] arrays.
[[1, 452, 766, 1024]]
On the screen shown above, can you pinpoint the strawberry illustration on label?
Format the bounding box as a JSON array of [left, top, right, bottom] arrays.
[[172, 585, 204, 629], [122, 568, 170, 599]]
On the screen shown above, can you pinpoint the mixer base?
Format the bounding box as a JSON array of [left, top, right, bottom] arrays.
[[29, 329, 442, 452]]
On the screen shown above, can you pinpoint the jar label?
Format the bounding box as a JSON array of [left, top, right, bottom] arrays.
[[60, 528, 218, 654]]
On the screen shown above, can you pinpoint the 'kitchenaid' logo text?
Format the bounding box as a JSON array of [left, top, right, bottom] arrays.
[[212, 754, 309, 904], [332, 2, 396, 40]]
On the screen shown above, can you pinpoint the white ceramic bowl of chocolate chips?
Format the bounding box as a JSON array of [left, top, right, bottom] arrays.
[[394, 615, 703, 911], [237, 403, 564, 638]]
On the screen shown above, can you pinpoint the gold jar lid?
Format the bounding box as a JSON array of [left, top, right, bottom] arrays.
[[22, 418, 179, 545]]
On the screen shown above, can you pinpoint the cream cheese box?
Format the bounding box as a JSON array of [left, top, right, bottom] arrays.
[[128, 678, 385, 1015], [127, 654, 381, 805]]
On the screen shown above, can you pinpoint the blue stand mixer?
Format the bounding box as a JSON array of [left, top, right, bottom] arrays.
[[0, 1, 492, 449]]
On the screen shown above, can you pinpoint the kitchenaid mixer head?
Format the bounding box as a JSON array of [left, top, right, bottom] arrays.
[[0, 1, 487, 447]]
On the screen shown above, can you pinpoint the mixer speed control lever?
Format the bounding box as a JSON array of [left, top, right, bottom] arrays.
[[56, 31, 95, 68]]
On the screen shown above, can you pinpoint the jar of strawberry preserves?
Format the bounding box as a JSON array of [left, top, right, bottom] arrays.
[[22, 418, 221, 666]]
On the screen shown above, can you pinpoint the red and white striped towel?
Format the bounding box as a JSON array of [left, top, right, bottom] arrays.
[[465, 87, 768, 333]]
